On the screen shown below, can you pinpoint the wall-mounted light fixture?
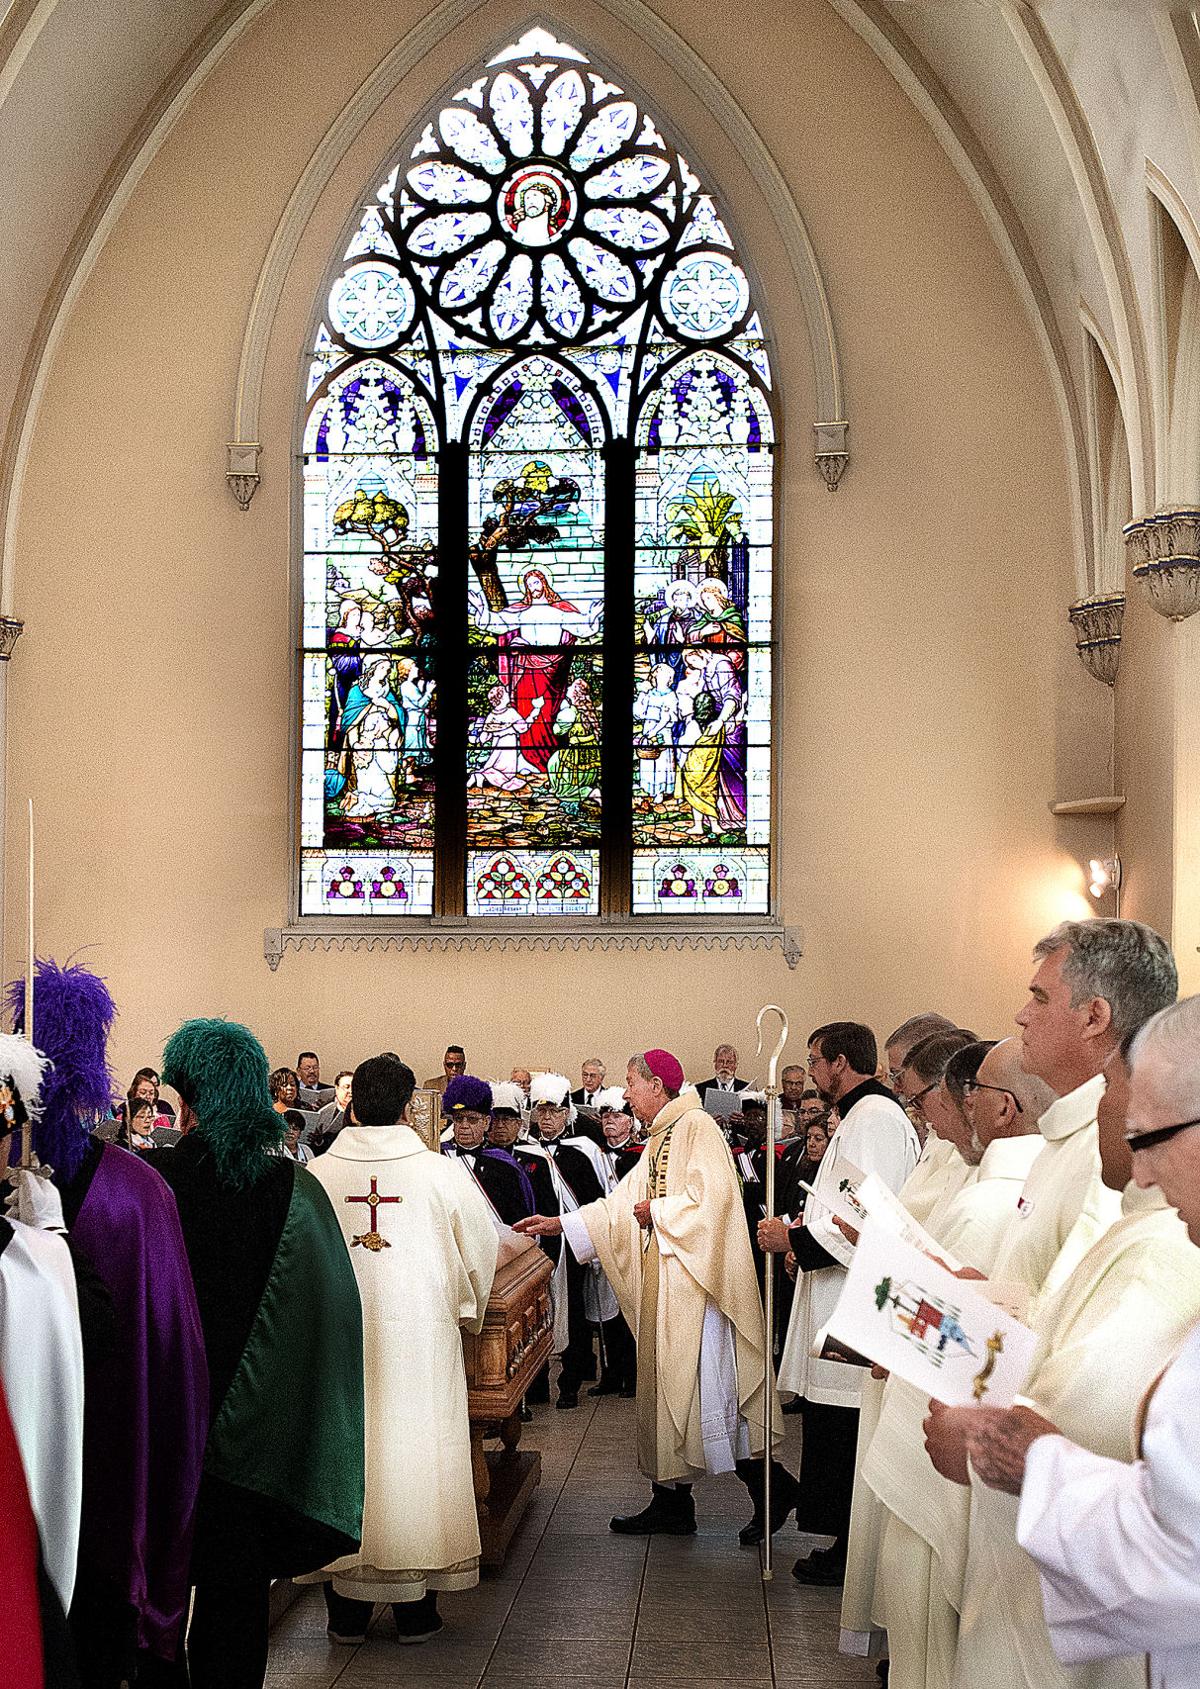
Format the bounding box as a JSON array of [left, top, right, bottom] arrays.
[[1088, 855, 1122, 911]]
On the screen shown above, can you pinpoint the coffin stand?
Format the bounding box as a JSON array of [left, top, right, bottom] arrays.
[[463, 1242, 554, 1567]]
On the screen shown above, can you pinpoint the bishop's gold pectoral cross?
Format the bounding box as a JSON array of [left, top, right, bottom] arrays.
[[346, 1177, 401, 1251]]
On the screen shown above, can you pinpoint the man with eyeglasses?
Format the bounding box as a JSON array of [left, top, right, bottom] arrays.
[[922, 996, 1200, 1689], [861, 1038, 1052, 1689]]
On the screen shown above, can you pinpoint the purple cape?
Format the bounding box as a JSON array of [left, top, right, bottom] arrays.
[[71, 1145, 209, 1657]]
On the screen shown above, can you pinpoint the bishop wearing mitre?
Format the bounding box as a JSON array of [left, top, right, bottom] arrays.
[[517, 1049, 780, 1536], [304, 1053, 498, 1644]]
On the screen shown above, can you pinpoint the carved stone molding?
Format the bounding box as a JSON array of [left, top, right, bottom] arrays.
[[264, 922, 804, 972], [1124, 508, 1200, 621], [1067, 592, 1124, 686], [813, 420, 850, 492], [226, 441, 261, 512]]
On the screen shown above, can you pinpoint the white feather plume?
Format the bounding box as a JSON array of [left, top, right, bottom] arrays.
[[0, 1033, 49, 1113]]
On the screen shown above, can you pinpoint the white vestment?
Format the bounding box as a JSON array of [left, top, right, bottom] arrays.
[[841, 1146, 975, 1653], [1016, 1316, 1200, 1689], [955, 1185, 1200, 1689], [306, 1123, 498, 1601], [862, 1133, 1043, 1688], [779, 1088, 920, 1407], [0, 1217, 84, 1610], [899, 1134, 963, 1228], [990, 1074, 1121, 1318]]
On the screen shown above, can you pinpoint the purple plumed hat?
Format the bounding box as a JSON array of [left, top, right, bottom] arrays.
[[5, 958, 117, 1178], [442, 1074, 493, 1117]]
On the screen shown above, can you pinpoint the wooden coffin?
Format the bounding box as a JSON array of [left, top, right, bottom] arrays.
[[463, 1240, 554, 1564], [463, 1240, 554, 1420]]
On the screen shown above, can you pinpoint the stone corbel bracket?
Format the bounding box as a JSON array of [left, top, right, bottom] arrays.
[[814, 420, 850, 491], [264, 923, 804, 972], [226, 441, 262, 512], [1067, 592, 1124, 686], [1123, 508, 1200, 621]]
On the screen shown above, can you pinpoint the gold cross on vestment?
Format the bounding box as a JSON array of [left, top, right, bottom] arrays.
[[345, 1176, 401, 1251]]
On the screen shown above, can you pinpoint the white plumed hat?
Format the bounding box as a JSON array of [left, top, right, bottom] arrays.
[[529, 1072, 571, 1107]]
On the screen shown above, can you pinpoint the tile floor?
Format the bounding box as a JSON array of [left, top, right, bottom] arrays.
[[267, 1391, 879, 1689]]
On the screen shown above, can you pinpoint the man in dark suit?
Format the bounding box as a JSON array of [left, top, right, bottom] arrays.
[[693, 1043, 749, 1101], [569, 1058, 606, 1109]]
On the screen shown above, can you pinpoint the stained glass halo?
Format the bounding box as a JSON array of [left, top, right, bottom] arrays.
[[397, 28, 742, 349]]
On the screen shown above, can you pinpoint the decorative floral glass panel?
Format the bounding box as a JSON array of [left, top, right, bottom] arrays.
[[299, 27, 774, 919]]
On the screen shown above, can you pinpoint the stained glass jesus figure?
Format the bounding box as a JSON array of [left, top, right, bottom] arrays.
[[482, 567, 602, 773]]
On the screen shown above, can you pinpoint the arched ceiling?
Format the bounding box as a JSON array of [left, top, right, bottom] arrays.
[[3, 0, 1198, 604]]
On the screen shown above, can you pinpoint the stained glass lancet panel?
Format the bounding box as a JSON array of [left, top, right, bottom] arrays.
[[465, 359, 606, 916], [632, 349, 774, 915], [299, 360, 439, 913], [298, 26, 776, 921]]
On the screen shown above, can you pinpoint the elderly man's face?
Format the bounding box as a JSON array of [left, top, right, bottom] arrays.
[[335, 1074, 353, 1108], [297, 1056, 320, 1087], [535, 1102, 569, 1141], [488, 1110, 521, 1148], [581, 1061, 604, 1092], [625, 1062, 664, 1126], [601, 1108, 633, 1146], [714, 1046, 738, 1080], [452, 1109, 489, 1149], [1129, 1051, 1200, 1242], [511, 1068, 531, 1096], [780, 1068, 806, 1106]]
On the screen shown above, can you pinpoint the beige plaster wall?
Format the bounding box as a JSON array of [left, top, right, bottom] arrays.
[[5, 0, 1106, 1088]]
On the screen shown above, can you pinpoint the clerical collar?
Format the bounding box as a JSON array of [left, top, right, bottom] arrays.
[[836, 1077, 895, 1116], [1037, 1072, 1106, 1143]]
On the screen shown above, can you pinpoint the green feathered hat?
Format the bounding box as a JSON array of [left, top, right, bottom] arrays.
[[161, 1017, 283, 1187]]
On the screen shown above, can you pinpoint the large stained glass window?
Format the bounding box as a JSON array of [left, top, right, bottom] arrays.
[[300, 28, 775, 921]]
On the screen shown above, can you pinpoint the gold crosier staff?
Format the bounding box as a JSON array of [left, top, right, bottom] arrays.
[[755, 1004, 789, 1581]]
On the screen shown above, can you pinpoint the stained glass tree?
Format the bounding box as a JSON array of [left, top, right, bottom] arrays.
[[300, 27, 775, 919]]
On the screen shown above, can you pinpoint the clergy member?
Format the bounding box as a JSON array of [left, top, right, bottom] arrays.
[[440, 1074, 534, 1225], [305, 1055, 498, 1644], [836, 1030, 981, 1649], [517, 1050, 779, 1537], [763, 1021, 919, 1581], [861, 1039, 1053, 1689], [150, 1018, 365, 1689], [925, 1002, 1200, 1689], [10, 960, 210, 1689]]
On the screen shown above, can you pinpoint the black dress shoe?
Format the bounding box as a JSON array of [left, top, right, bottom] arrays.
[[556, 1391, 579, 1410], [736, 1464, 801, 1545], [587, 1378, 621, 1397], [781, 1397, 803, 1415], [791, 1551, 846, 1586], [610, 1486, 697, 1536]]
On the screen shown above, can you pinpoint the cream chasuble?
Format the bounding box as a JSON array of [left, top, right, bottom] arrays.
[[861, 1132, 1043, 1689], [566, 1089, 775, 1483], [955, 1184, 1200, 1689], [899, 1134, 963, 1228], [306, 1123, 498, 1602], [990, 1074, 1121, 1318], [840, 1147, 974, 1653]]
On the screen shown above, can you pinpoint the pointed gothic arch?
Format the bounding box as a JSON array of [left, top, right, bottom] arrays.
[[297, 25, 777, 927]]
